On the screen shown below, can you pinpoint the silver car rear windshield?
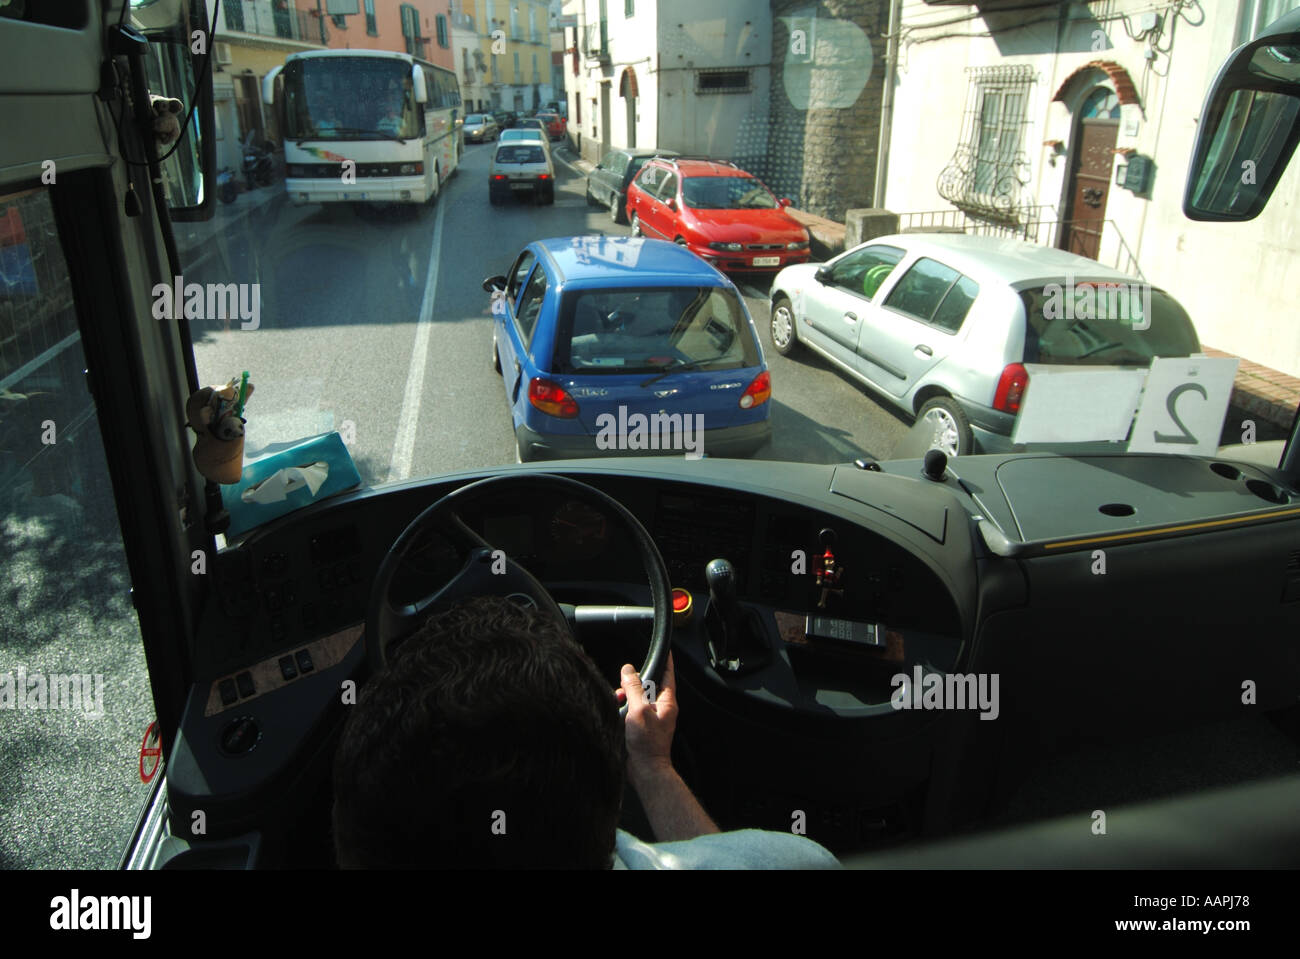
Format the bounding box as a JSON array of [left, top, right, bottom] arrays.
[[554, 287, 759, 375], [495, 145, 545, 164], [1019, 283, 1199, 365]]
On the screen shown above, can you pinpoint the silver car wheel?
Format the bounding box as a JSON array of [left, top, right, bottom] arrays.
[[771, 306, 794, 349], [630, 213, 641, 236], [922, 407, 960, 457]]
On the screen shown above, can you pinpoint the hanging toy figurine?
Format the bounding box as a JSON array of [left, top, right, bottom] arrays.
[[185, 372, 252, 485], [814, 528, 844, 609]]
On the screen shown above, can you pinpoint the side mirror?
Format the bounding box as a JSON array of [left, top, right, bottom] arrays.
[[482, 275, 508, 292], [814, 266, 830, 284], [778, 197, 793, 208], [135, 3, 217, 221], [413, 65, 429, 104], [667, 199, 677, 211], [1184, 13, 1300, 221]]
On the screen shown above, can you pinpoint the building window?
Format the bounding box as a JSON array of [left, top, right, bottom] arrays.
[[695, 69, 751, 94], [331, 14, 346, 29], [938, 65, 1035, 220], [364, 0, 377, 36], [436, 13, 449, 47], [625, 0, 635, 16], [1236, 0, 1293, 44], [400, 3, 423, 56], [513, 51, 520, 76]]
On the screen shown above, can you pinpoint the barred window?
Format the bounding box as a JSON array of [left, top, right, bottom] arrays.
[[938, 65, 1035, 220]]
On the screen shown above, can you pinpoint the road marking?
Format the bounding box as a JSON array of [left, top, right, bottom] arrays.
[[387, 198, 445, 483]]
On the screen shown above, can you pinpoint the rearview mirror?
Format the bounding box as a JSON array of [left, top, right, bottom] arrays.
[[133, 0, 215, 221], [1184, 10, 1300, 221], [482, 275, 508, 292], [778, 197, 793, 208]]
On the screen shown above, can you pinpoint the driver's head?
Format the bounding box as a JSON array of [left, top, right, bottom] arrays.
[[332, 596, 626, 869]]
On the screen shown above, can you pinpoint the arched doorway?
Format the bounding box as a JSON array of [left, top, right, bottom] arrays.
[[1060, 85, 1121, 259], [620, 68, 638, 149]]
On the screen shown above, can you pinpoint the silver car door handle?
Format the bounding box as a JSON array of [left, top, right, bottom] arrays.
[[915, 344, 933, 356], [843, 312, 857, 323]]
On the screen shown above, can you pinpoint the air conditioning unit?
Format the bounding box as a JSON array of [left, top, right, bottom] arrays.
[[214, 43, 233, 66]]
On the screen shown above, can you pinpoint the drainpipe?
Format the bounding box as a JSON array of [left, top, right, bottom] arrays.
[[873, 0, 902, 209]]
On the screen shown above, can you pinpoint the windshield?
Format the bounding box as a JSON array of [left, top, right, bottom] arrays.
[[282, 57, 419, 140], [554, 287, 760, 375], [682, 176, 778, 209], [173, 6, 1292, 492]]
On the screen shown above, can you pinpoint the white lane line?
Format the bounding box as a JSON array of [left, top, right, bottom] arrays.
[[387, 198, 445, 483]]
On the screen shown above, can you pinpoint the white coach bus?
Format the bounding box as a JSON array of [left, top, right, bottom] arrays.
[[262, 49, 462, 207]]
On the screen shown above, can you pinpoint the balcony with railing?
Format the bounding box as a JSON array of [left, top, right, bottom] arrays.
[[223, 1, 326, 45]]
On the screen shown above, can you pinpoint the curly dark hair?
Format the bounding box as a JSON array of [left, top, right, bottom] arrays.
[[332, 595, 626, 868]]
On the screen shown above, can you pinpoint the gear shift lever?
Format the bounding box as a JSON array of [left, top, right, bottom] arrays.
[[705, 558, 741, 661]]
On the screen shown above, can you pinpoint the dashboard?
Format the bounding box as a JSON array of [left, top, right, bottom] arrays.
[[165, 451, 1300, 856]]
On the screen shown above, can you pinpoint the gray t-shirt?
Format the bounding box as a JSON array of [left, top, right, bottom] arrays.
[[612, 828, 841, 869]]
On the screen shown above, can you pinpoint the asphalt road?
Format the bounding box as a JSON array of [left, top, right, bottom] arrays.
[[185, 141, 911, 485]]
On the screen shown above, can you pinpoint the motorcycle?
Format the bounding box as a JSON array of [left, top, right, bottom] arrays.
[[241, 134, 275, 190], [217, 167, 237, 204]]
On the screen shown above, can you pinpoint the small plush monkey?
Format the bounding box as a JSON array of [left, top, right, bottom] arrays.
[[149, 95, 184, 153]]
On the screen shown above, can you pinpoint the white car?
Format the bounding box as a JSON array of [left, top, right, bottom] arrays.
[[769, 233, 1201, 456], [497, 128, 552, 163]]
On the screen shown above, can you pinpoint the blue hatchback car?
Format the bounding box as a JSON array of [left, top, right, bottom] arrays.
[[484, 236, 773, 462]]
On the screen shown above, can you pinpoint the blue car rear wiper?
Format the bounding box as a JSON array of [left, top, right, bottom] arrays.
[[639, 355, 727, 388]]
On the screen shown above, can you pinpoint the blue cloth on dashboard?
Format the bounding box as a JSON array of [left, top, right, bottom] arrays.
[[612, 828, 841, 869]]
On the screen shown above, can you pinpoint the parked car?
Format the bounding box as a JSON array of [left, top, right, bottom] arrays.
[[769, 232, 1201, 457], [625, 157, 811, 274], [535, 111, 565, 140], [463, 113, 499, 143], [484, 236, 773, 462], [489, 141, 554, 205], [587, 147, 679, 225], [493, 110, 518, 128], [497, 127, 552, 162]]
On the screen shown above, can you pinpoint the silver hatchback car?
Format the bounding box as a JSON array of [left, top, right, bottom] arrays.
[[769, 233, 1200, 456]]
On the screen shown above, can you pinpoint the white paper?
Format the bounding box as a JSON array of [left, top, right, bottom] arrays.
[[1127, 356, 1238, 456], [1012, 365, 1147, 445]]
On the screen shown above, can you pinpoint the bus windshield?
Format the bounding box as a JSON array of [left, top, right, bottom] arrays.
[[283, 57, 418, 141]]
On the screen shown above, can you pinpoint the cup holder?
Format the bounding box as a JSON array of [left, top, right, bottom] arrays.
[[1246, 479, 1289, 504], [1210, 462, 1242, 481], [1099, 503, 1136, 517]]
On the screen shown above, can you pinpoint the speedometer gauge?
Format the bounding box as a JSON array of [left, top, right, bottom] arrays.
[[549, 500, 609, 555]]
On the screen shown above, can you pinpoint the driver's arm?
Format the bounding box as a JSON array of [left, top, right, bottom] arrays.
[[620, 654, 720, 842]]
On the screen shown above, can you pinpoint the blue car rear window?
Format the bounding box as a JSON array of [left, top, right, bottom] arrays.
[[553, 286, 759, 375]]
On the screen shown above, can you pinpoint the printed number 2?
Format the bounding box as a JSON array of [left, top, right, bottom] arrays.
[[1153, 382, 1206, 445]]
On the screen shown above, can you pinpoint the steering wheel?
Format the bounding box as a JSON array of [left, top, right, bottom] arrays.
[[366, 473, 672, 716]]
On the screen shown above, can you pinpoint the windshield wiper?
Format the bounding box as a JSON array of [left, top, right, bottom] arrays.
[[638, 355, 728, 387]]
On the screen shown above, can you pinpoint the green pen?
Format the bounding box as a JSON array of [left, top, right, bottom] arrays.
[[235, 371, 249, 417]]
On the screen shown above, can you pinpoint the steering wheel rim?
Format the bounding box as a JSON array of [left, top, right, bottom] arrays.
[[366, 473, 672, 716]]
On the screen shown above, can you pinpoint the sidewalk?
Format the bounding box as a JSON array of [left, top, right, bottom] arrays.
[[1202, 346, 1300, 432]]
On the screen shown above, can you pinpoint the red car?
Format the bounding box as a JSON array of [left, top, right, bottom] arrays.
[[624, 157, 810, 273], [535, 111, 565, 141]]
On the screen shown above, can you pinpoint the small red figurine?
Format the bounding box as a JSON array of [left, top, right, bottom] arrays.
[[815, 546, 843, 608]]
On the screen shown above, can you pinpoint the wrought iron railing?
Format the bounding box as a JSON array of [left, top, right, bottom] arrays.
[[897, 208, 1144, 279]]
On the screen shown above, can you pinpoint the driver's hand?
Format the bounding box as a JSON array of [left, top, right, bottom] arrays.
[[620, 653, 677, 780]]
